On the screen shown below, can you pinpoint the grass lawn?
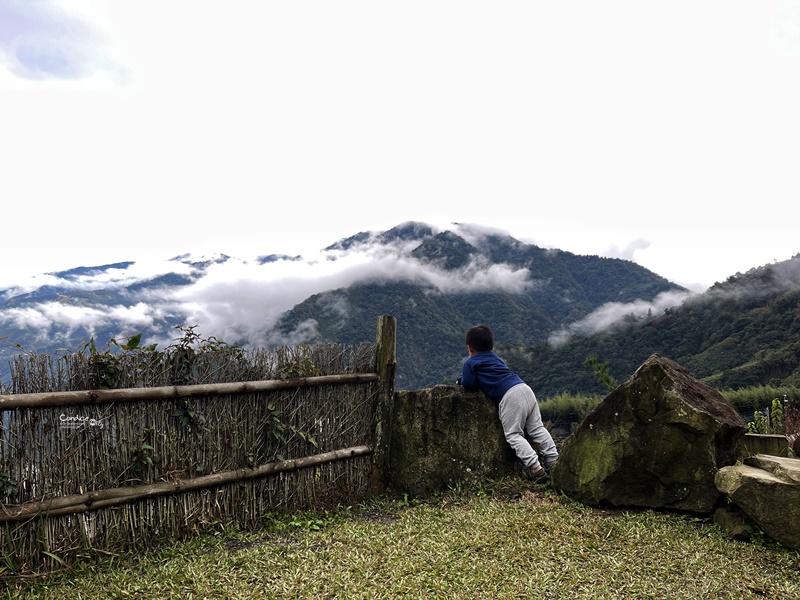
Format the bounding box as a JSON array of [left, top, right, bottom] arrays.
[[3, 479, 799, 599]]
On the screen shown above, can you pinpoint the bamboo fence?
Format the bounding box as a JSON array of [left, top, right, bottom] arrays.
[[0, 330, 393, 573]]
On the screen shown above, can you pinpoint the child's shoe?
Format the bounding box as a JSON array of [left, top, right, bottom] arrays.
[[522, 464, 549, 483]]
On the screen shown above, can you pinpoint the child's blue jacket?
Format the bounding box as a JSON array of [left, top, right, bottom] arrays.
[[457, 351, 524, 404]]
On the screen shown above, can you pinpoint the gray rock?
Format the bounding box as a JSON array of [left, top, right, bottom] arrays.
[[715, 455, 800, 550], [552, 354, 745, 514], [713, 505, 752, 541]]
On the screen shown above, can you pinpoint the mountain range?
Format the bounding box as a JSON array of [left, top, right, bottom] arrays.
[[1, 221, 796, 396], [508, 253, 800, 398]]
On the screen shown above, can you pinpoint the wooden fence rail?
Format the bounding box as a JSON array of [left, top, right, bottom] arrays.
[[1, 446, 372, 523], [0, 373, 380, 409]]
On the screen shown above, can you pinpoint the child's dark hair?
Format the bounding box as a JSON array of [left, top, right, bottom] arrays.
[[465, 325, 494, 352]]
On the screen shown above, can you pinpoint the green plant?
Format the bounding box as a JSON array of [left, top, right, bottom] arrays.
[[538, 392, 602, 424], [162, 325, 240, 432], [0, 473, 18, 498], [168, 324, 231, 354], [165, 324, 239, 385], [264, 401, 318, 461], [1, 525, 20, 574], [396, 492, 420, 509], [288, 516, 326, 531], [266, 401, 289, 449], [721, 385, 800, 415], [130, 443, 159, 475], [170, 398, 206, 434], [277, 344, 321, 379], [748, 409, 769, 434], [771, 397, 784, 432], [748, 397, 791, 435], [261, 510, 341, 533], [583, 355, 618, 392], [77, 333, 157, 390]]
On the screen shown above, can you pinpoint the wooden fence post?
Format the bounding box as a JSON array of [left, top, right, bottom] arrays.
[[372, 315, 397, 491]]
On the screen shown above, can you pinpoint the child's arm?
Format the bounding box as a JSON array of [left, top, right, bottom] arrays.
[[457, 360, 479, 390]]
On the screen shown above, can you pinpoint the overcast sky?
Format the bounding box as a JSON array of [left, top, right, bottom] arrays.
[[2, 0, 799, 295]]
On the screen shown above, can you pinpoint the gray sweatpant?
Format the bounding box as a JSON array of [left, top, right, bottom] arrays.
[[498, 383, 558, 469]]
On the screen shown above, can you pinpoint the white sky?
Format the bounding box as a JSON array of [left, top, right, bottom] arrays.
[[2, 1, 799, 294]]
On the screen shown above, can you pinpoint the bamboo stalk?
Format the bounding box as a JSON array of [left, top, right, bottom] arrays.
[[0, 373, 379, 409], [0, 446, 372, 522]]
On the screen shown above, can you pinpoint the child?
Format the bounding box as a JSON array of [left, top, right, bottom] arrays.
[[456, 324, 558, 482]]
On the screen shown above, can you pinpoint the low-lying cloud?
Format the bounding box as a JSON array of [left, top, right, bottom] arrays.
[[548, 290, 696, 347], [156, 246, 534, 348], [704, 255, 800, 302]]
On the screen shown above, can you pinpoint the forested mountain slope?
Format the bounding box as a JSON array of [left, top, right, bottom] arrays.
[[503, 254, 800, 398]]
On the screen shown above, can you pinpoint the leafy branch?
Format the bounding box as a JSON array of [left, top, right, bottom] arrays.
[[584, 355, 618, 392]]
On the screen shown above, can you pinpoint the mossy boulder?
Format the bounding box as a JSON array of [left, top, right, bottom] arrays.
[[552, 354, 746, 514]]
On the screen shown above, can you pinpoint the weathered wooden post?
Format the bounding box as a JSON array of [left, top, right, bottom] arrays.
[[371, 315, 397, 491]]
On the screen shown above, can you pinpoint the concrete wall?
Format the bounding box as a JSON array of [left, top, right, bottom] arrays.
[[388, 385, 516, 496], [741, 433, 790, 458]]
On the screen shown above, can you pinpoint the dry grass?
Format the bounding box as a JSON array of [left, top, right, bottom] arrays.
[[4, 479, 799, 599]]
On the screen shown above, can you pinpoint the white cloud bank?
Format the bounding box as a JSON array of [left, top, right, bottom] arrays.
[[156, 240, 535, 348]]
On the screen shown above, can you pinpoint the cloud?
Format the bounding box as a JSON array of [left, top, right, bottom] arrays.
[[0, 301, 160, 347], [143, 244, 534, 348], [702, 253, 800, 302], [0, 306, 54, 335], [771, 255, 800, 286], [548, 289, 696, 346], [264, 318, 321, 348], [545, 253, 800, 347], [0, 0, 117, 80], [604, 238, 652, 261], [450, 222, 515, 247]]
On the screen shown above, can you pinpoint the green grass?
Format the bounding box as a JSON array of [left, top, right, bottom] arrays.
[[3, 480, 799, 599]]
